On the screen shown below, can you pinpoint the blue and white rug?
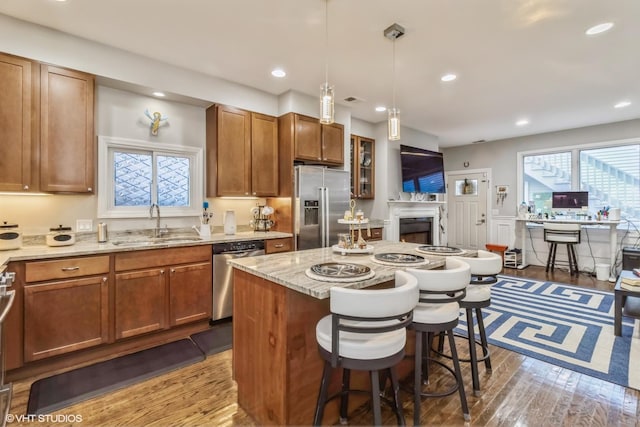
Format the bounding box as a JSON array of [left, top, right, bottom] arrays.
[[456, 275, 640, 390]]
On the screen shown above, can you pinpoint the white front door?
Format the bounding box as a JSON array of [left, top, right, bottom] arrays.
[[446, 171, 489, 250]]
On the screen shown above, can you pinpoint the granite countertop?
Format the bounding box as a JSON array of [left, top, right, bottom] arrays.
[[0, 229, 292, 272], [227, 240, 476, 300]]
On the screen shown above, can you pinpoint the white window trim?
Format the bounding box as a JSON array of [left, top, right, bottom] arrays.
[[516, 136, 640, 205], [98, 135, 203, 219]]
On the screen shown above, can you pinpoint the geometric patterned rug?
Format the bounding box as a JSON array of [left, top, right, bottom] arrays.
[[456, 275, 640, 391]]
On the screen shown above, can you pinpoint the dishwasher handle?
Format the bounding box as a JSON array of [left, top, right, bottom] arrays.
[[216, 249, 266, 257]]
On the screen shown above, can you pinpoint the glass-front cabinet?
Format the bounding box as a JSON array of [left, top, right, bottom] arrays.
[[350, 135, 375, 199]]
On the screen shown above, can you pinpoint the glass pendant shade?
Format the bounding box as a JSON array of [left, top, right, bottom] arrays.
[[388, 107, 400, 140], [320, 82, 335, 124]]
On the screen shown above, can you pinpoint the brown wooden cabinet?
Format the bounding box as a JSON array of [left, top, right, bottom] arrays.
[[114, 245, 212, 339], [351, 135, 375, 199], [169, 261, 213, 326], [40, 64, 95, 193], [0, 53, 35, 192], [265, 237, 293, 254], [0, 52, 95, 193], [206, 104, 278, 197], [321, 122, 345, 165], [279, 112, 344, 167], [23, 256, 109, 362], [369, 227, 383, 241], [114, 268, 167, 339]]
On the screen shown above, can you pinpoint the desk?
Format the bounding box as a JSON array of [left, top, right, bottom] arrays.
[[614, 271, 640, 336], [514, 218, 620, 281]]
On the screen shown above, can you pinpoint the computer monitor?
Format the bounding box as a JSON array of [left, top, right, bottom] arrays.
[[551, 191, 589, 210]]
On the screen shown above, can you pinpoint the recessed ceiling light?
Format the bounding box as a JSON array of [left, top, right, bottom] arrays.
[[441, 73, 457, 82], [614, 101, 631, 109], [516, 119, 529, 127], [585, 22, 614, 35], [375, 106, 386, 112], [152, 91, 165, 97], [271, 68, 286, 78]]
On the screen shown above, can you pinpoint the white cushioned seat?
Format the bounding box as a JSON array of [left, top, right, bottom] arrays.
[[313, 270, 420, 426], [403, 257, 472, 424], [452, 250, 502, 303]]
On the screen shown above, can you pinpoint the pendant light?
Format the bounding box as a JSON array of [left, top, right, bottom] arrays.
[[384, 23, 405, 140], [319, 0, 334, 124]]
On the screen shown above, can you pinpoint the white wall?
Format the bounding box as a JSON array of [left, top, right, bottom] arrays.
[[0, 13, 440, 235], [442, 119, 640, 272], [0, 14, 277, 115]]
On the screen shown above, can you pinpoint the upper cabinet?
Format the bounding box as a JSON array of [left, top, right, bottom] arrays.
[[206, 104, 278, 197], [0, 53, 35, 192], [351, 135, 375, 199], [280, 112, 344, 166], [0, 53, 95, 193], [40, 65, 95, 193], [320, 122, 345, 165]]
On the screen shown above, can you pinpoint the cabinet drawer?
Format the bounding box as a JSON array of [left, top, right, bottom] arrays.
[[265, 238, 293, 254], [25, 255, 110, 282], [369, 228, 383, 241], [115, 245, 211, 271]]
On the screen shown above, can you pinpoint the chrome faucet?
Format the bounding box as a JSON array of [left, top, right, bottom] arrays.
[[149, 203, 167, 238]]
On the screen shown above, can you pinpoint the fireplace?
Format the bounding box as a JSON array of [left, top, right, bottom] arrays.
[[399, 217, 433, 244], [387, 201, 443, 245]]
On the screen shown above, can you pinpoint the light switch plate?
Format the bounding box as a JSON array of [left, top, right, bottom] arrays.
[[76, 219, 93, 232]]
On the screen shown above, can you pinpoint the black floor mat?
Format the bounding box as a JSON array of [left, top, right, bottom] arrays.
[[27, 338, 205, 415], [190, 321, 233, 355]]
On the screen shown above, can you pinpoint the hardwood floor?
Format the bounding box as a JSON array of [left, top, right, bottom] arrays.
[[7, 266, 639, 426]]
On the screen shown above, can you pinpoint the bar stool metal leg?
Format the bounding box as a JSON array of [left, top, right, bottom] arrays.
[[314, 360, 332, 426], [476, 307, 492, 373], [465, 308, 481, 396], [339, 368, 350, 424]]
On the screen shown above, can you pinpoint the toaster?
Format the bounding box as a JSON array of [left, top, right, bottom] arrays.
[[0, 222, 22, 251], [46, 225, 76, 247]]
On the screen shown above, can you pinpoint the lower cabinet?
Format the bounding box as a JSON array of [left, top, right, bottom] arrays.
[[169, 262, 213, 326], [23, 256, 110, 362], [114, 245, 212, 339], [15, 246, 212, 369], [369, 228, 383, 241], [265, 237, 293, 254], [114, 268, 167, 339]]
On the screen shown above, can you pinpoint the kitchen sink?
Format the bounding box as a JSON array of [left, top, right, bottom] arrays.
[[110, 236, 203, 247]]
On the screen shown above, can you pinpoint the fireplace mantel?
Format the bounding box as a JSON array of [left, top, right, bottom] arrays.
[[387, 201, 446, 244]]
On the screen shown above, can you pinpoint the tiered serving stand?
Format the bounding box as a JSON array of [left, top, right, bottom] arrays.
[[332, 200, 373, 255]]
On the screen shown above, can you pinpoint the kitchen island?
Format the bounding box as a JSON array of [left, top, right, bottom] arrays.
[[228, 241, 453, 426]]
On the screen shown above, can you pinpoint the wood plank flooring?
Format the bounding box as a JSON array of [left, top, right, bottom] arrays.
[[7, 266, 640, 426]]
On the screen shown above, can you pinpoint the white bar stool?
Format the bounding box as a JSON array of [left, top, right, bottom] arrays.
[[313, 270, 419, 426], [405, 258, 471, 425], [451, 249, 502, 396]]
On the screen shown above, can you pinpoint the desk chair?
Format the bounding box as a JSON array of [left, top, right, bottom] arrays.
[[313, 271, 419, 426], [543, 223, 581, 276]]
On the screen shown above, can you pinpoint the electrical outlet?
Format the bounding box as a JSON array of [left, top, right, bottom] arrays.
[[76, 219, 93, 232]]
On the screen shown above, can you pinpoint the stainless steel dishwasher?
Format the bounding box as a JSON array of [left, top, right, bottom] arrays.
[[212, 240, 265, 321]]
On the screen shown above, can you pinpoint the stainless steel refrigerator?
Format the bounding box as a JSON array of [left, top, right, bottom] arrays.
[[295, 165, 350, 250]]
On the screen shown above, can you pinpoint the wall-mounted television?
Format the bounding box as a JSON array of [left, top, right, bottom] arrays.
[[551, 191, 589, 209], [400, 145, 446, 194]]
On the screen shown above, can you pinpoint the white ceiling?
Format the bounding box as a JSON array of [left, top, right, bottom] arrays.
[[1, 0, 639, 147]]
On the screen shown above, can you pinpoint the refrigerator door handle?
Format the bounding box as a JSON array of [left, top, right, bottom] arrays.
[[319, 186, 328, 247], [324, 187, 331, 247]]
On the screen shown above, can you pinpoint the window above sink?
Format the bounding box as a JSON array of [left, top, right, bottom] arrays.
[[97, 136, 203, 219]]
